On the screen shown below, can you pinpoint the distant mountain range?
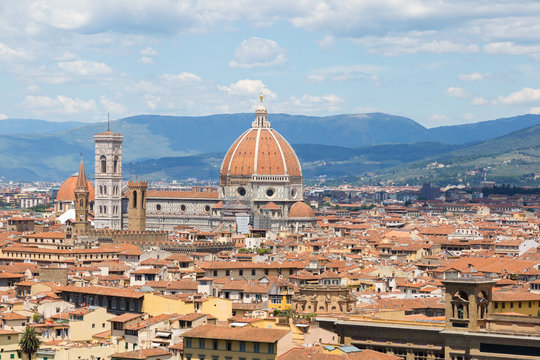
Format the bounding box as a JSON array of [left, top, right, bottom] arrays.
[[0, 113, 539, 183]]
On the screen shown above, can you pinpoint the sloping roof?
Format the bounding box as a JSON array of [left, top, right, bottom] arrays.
[[182, 324, 289, 343]]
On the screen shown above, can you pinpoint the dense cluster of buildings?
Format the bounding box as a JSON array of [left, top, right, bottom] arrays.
[[0, 99, 539, 360]]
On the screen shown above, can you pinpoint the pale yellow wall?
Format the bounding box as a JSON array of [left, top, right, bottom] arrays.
[[142, 294, 194, 316], [492, 300, 540, 316], [143, 294, 232, 322], [200, 298, 232, 322], [69, 307, 115, 341]]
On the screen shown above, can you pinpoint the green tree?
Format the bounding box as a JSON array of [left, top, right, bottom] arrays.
[[19, 327, 42, 360]]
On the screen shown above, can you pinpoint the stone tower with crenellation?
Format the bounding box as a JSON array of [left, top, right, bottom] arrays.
[[94, 128, 123, 230], [128, 180, 147, 231]]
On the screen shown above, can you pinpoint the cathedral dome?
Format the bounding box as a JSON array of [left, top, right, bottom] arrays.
[[56, 174, 95, 202], [289, 201, 315, 218], [220, 95, 301, 185]]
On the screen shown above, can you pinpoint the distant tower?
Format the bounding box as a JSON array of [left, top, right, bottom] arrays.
[[73, 156, 90, 236], [94, 127, 123, 230], [128, 180, 147, 231]]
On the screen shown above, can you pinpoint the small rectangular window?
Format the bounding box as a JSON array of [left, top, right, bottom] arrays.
[[213, 340, 218, 350], [239, 270, 243, 276], [268, 343, 274, 354], [185, 338, 192, 348], [254, 343, 260, 353], [199, 339, 205, 349], [239, 342, 245, 352], [226, 341, 232, 351]]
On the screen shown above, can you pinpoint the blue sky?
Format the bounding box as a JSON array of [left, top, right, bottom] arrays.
[[1, 1, 540, 127]]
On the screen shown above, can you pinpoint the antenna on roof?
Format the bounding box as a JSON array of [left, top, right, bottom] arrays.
[[107, 112, 110, 131]]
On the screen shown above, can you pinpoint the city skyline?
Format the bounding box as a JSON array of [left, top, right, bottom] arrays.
[[1, 1, 540, 126]]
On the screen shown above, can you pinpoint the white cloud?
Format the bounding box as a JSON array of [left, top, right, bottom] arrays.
[[58, 60, 113, 76], [307, 64, 383, 83], [0, 42, 30, 60], [317, 35, 335, 49], [427, 113, 452, 126], [274, 94, 344, 114], [139, 47, 158, 64], [229, 37, 287, 68], [160, 72, 202, 83], [353, 31, 479, 56], [446, 87, 471, 99], [22, 95, 97, 115], [471, 97, 488, 105], [484, 42, 540, 59], [0, 114, 7, 120], [529, 107, 540, 114], [458, 72, 492, 81], [219, 79, 276, 98], [139, 56, 154, 64], [463, 112, 475, 121], [140, 47, 158, 56], [100, 95, 128, 117], [495, 87, 540, 105]]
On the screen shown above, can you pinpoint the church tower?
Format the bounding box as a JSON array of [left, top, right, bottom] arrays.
[[73, 156, 90, 236], [94, 127, 123, 230], [128, 180, 147, 231]]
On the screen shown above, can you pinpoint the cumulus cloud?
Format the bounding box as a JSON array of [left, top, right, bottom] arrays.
[[219, 79, 276, 98], [471, 97, 488, 105], [58, 60, 113, 76], [495, 87, 540, 105], [445, 87, 471, 99], [484, 42, 540, 59], [139, 47, 158, 64], [458, 72, 492, 81], [159, 72, 202, 83], [229, 38, 287, 68], [23, 95, 97, 115], [100, 95, 129, 117], [529, 107, 540, 114], [0, 114, 7, 120]]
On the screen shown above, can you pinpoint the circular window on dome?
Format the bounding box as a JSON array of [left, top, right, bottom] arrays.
[[266, 188, 275, 198], [291, 189, 297, 198], [204, 205, 211, 213], [237, 187, 246, 197], [180, 204, 186, 212], [156, 204, 162, 211]]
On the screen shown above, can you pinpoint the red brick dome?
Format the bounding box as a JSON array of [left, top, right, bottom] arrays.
[[289, 201, 315, 218], [56, 174, 95, 202], [220, 128, 301, 179]]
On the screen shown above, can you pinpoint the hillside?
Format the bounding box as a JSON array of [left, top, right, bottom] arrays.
[[1, 112, 539, 181], [335, 124, 540, 186]]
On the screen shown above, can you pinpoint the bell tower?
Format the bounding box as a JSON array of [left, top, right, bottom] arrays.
[[128, 180, 147, 231], [73, 156, 90, 236], [442, 278, 495, 331], [94, 126, 123, 230]]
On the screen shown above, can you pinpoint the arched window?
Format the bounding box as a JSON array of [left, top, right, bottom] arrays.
[[103, 206, 107, 214], [103, 185, 107, 195], [113, 156, 119, 173], [79, 200, 84, 207], [100, 155, 107, 173], [133, 191, 137, 208]]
